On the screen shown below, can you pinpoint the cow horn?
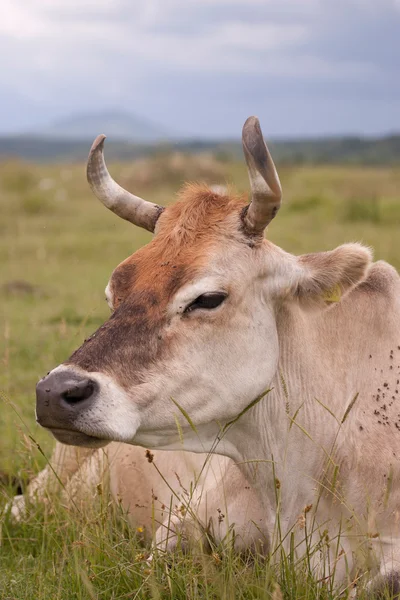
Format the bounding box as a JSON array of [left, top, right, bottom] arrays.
[[86, 135, 164, 232], [242, 116, 282, 234]]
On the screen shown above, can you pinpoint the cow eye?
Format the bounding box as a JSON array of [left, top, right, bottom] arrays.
[[184, 292, 227, 313]]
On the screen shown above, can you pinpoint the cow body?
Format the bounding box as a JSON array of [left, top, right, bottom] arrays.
[[34, 117, 400, 592], [215, 260, 400, 584], [11, 442, 266, 553]]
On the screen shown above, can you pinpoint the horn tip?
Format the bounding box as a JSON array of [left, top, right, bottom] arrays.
[[242, 117, 263, 148], [89, 134, 107, 155], [243, 116, 260, 131]]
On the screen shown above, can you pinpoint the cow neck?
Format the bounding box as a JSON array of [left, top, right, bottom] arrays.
[[219, 292, 388, 499]]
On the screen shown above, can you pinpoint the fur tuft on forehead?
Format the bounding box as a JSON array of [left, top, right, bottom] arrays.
[[155, 183, 248, 247], [107, 184, 248, 312]]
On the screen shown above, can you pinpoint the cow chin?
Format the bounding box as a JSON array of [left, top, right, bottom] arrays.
[[49, 427, 111, 449]]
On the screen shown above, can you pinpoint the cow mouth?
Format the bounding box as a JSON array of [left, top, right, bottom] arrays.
[[47, 427, 110, 448]]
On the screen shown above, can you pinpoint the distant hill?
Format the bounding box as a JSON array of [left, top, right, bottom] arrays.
[[0, 133, 399, 165], [30, 110, 169, 142]]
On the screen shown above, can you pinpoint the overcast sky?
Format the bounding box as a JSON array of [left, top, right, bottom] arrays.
[[1, 0, 399, 138]]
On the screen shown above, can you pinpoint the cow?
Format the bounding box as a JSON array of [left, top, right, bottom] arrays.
[[34, 115, 400, 595], [10, 441, 266, 553]]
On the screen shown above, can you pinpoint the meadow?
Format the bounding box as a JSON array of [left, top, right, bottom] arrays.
[[0, 151, 400, 598]]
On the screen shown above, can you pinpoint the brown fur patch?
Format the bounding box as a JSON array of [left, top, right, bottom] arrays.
[[109, 184, 248, 309], [155, 183, 248, 248], [67, 185, 249, 386], [68, 292, 166, 384]]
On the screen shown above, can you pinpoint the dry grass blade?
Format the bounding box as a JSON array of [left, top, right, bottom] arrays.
[[341, 393, 359, 424]]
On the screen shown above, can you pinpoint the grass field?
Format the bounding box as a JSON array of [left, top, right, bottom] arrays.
[[1, 153, 400, 598]]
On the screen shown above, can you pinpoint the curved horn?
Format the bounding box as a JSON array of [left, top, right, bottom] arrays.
[[242, 116, 282, 234], [86, 135, 164, 232]]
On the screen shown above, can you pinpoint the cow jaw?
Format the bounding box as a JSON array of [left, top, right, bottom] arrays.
[[49, 429, 108, 448]]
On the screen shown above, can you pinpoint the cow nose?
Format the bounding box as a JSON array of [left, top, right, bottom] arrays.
[[36, 370, 97, 427], [37, 371, 95, 405], [60, 377, 95, 403]]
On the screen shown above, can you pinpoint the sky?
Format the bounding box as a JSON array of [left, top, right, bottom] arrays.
[[1, 0, 399, 138]]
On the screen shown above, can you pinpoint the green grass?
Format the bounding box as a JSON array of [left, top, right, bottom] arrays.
[[0, 502, 309, 599], [1, 156, 400, 598]]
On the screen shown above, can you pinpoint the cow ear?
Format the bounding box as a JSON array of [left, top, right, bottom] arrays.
[[289, 243, 372, 307]]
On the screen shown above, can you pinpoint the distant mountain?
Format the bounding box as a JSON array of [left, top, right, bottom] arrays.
[[31, 110, 169, 142]]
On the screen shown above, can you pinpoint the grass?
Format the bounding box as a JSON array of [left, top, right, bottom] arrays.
[[0, 154, 400, 598]]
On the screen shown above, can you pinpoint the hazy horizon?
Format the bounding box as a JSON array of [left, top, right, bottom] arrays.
[[2, 108, 399, 142]]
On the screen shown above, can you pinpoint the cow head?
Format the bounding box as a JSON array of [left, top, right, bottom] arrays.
[[36, 117, 371, 451]]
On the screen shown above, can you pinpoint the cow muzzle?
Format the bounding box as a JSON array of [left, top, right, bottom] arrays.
[[35, 368, 106, 446]]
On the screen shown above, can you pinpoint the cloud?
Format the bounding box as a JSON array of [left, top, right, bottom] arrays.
[[0, 0, 399, 135]]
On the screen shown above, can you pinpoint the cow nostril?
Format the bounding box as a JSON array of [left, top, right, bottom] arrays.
[[61, 380, 95, 404]]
